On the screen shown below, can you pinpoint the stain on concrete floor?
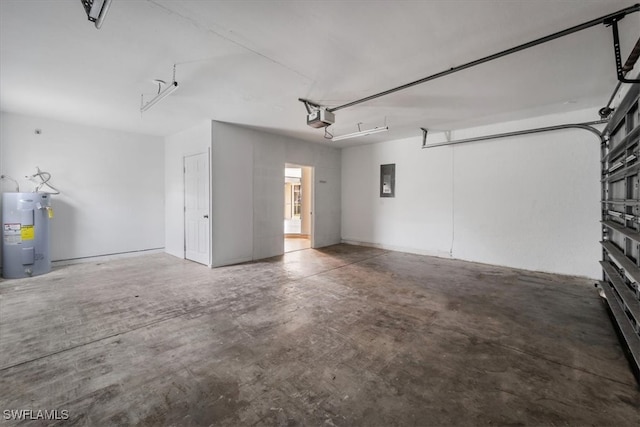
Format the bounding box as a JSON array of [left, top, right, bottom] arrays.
[[0, 244, 639, 426]]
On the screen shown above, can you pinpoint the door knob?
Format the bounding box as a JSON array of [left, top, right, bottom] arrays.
[[203, 215, 209, 218]]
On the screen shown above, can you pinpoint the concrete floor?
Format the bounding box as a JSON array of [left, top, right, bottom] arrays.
[[284, 237, 311, 253], [0, 244, 639, 426]]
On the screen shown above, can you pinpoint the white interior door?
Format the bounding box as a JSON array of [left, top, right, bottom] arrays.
[[184, 152, 210, 265]]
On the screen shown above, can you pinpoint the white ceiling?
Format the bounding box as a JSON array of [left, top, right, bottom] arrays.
[[1, 0, 638, 147]]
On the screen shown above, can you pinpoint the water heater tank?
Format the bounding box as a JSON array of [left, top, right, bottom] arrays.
[[2, 192, 52, 279]]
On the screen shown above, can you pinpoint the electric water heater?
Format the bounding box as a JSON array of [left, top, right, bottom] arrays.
[[2, 192, 52, 279]]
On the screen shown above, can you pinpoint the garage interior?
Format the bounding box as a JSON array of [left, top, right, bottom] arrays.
[[1, 1, 640, 425]]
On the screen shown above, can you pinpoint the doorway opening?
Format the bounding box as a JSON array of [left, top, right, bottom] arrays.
[[284, 164, 313, 253]]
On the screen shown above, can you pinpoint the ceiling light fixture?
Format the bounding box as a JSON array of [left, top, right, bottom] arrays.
[[80, 0, 112, 29], [331, 125, 389, 142], [140, 66, 179, 113]]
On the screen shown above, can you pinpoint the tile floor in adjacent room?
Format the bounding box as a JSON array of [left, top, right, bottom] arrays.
[[1, 244, 639, 426], [284, 237, 311, 253]]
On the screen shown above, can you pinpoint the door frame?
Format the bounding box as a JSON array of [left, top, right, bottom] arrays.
[[308, 166, 315, 248], [284, 163, 315, 248]]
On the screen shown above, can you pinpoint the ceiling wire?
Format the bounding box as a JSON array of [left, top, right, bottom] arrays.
[[147, 1, 313, 82]]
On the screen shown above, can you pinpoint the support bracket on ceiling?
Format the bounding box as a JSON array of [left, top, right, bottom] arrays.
[[420, 128, 429, 148], [605, 16, 640, 84], [298, 98, 322, 114]]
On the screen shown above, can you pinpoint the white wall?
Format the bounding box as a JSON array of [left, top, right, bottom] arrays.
[[211, 122, 341, 267], [0, 112, 165, 261], [210, 122, 254, 266], [164, 121, 212, 260], [342, 136, 454, 258], [342, 108, 602, 278]]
